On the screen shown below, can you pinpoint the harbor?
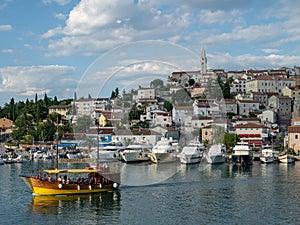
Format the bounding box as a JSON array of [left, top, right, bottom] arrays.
[[1, 157, 300, 224]]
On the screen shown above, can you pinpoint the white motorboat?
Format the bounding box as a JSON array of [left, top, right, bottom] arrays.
[[205, 144, 227, 164], [278, 154, 295, 163], [66, 150, 84, 159], [179, 142, 204, 164], [231, 142, 253, 165], [118, 143, 157, 163], [12, 154, 29, 163], [90, 141, 124, 162], [260, 147, 276, 163], [152, 137, 179, 163]]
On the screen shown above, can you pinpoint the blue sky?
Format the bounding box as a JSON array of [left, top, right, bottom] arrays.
[[0, 0, 300, 106]]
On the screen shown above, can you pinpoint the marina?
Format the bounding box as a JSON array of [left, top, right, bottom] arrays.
[[2, 158, 300, 224]]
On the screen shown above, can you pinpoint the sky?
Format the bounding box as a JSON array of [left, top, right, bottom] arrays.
[[0, 0, 300, 106]]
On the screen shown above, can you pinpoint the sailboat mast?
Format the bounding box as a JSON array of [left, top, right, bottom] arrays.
[[97, 119, 99, 170], [55, 118, 59, 170]]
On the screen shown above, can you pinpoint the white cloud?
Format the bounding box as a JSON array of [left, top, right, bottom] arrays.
[[43, 0, 191, 56], [0, 65, 77, 102], [262, 48, 280, 54], [0, 24, 12, 31], [209, 52, 300, 70], [2, 49, 14, 53], [198, 9, 243, 25], [42, 0, 71, 6], [55, 13, 67, 20]]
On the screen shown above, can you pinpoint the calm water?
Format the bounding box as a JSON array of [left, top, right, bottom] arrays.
[[1, 160, 300, 225]]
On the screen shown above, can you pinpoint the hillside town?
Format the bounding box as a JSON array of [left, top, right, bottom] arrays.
[[1, 48, 300, 156]]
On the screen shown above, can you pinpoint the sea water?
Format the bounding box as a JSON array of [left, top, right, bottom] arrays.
[[1, 160, 300, 225]]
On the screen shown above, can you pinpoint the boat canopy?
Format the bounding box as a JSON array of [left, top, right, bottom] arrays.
[[41, 167, 98, 174]]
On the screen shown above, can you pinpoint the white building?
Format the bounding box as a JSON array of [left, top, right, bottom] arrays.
[[257, 109, 277, 123], [268, 95, 292, 121], [237, 99, 260, 116], [137, 87, 156, 100], [73, 98, 111, 116], [246, 76, 295, 94], [172, 106, 194, 125]]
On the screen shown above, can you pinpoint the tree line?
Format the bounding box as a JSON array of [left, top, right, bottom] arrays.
[[0, 94, 73, 143]]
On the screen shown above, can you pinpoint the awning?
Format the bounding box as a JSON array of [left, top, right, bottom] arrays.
[[58, 143, 78, 148], [248, 141, 262, 145]]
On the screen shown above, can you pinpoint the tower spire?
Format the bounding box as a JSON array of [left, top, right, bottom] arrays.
[[201, 48, 207, 74]]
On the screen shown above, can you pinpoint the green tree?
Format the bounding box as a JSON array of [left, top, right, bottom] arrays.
[[150, 79, 164, 88], [224, 133, 239, 150], [163, 101, 173, 112]]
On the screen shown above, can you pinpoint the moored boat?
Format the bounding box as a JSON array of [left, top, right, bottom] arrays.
[[90, 141, 124, 162], [260, 147, 276, 163], [204, 144, 227, 164], [152, 137, 179, 163], [231, 142, 253, 166], [278, 154, 295, 163], [179, 142, 204, 164], [118, 142, 157, 163]]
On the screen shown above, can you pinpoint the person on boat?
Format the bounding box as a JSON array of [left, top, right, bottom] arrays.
[[104, 163, 110, 172], [58, 176, 62, 182], [47, 175, 52, 182]]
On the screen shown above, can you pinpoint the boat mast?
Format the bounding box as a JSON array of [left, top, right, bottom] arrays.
[[96, 118, 99, 170], [55, 118, 59, 171]]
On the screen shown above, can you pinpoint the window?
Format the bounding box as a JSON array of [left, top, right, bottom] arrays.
[[296, 135, 298, 139]]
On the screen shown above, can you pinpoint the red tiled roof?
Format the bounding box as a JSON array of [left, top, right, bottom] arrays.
[[235, 123, 266, 129], [288, 126, 300, 133]]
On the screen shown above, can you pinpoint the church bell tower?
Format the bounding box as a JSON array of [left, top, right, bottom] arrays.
[[201, 48, 207, 74]]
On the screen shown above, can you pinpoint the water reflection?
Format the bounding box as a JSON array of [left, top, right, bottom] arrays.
[[30, 191, 121, 216]]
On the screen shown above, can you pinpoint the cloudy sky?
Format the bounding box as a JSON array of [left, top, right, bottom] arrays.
[[0, 0, 300, 106]]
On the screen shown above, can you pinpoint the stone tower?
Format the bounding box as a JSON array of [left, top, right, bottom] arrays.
[[201, 48, 207, 74]]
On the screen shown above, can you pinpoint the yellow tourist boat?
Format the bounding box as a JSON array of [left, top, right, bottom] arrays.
[[20, 167, 120, 195], [21, 125, 121, 195]]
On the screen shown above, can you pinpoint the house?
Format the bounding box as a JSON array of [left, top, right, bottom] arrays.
[[245, 76, 295, 94], [59, 133, 86, 149], [112, 128, 162, 145], [86, 127, 114, 146], [287, 117, 300, 153], [0, 118, 13, 133], [268, 95, 292, 122], [72, 98, 111, 116], [49, 105, 71, 117], [201, 124, 226, 144], [172, 106, 193, 125], [137, 87, 156, 100], [251, 91, 279, 107], [193, 100, 220, 117], [234, 123, 269, 148], [257, 109, 277, 124], [219, 99, 238, 116], [201, 125, 213, 143], [230, 77, 247, 94], [236, 99, 260, 116], [191, 116, 213, 129], [150, 126, 180, 140]]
